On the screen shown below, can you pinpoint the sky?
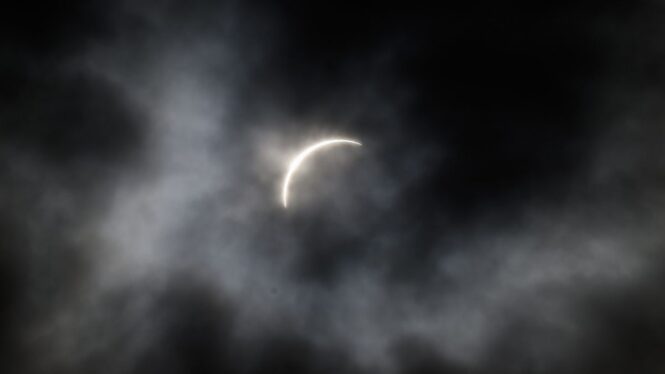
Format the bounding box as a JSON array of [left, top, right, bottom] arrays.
[[1, 1, 665, 373]]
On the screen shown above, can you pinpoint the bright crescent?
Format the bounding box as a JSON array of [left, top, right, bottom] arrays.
[[282, 139, 362, 208]]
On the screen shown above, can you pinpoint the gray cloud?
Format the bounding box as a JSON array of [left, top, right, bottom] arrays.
[[2, 1, 665, 374]]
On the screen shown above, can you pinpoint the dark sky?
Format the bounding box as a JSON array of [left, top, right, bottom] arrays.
[[2, 1, 665, 373]]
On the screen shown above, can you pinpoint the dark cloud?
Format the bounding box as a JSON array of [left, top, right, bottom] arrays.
[[2, 1, 665, 373]]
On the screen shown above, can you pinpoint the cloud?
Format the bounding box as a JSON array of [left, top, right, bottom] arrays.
[[2, 1, 665, 373]]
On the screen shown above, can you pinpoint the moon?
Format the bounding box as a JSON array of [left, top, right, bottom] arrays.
[[282, 138, 362, 208]]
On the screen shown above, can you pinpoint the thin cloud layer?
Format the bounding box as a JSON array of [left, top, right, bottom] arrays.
[[2, 1, 665, 373]]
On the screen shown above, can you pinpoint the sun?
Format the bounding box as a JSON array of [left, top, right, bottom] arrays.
[[282, 138, 361, 208]]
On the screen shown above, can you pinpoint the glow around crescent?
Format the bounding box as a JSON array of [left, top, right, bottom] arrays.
[[282, 138, 362, 208]]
